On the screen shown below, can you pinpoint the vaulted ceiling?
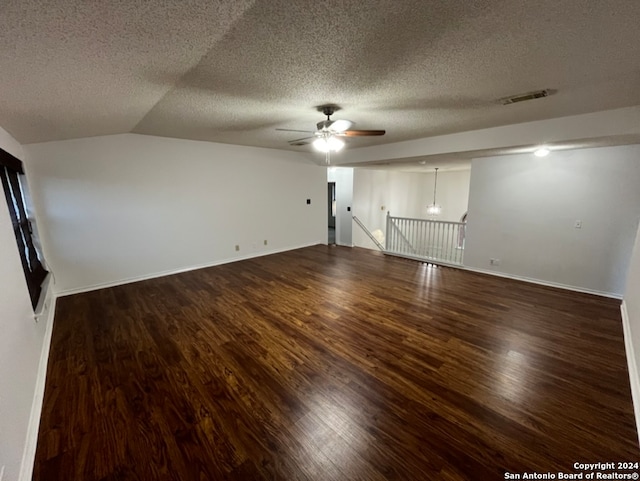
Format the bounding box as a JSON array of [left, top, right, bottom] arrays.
[[1, 0, 640, 153]]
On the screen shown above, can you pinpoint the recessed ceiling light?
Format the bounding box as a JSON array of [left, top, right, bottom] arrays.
[[534, 147, 550, 157]]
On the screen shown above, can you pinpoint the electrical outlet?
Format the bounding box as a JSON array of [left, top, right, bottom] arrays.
[[263, 240, 268, 246], [235, 245, 240, 252], [490, 258, 501, 266]]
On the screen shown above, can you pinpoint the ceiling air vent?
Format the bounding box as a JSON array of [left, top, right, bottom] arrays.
[[500, 89, 551, 105]]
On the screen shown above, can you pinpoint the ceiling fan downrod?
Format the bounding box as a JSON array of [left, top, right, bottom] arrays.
[[322, 106, 335, 120]]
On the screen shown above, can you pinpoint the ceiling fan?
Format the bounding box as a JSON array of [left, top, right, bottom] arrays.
[[276, 106, 385, 156]]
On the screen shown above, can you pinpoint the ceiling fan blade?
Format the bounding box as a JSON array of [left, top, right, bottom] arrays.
[[316, 119, 354, 132], [329, 119, 354, 132], [288, 136, 316, 145], [276, 128, 315, 133], [341, 130, 386, 137]]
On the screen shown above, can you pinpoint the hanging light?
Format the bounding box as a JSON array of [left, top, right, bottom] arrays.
[[426, 167, 442, 216]]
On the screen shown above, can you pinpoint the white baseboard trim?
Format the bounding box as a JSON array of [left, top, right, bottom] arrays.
[[56, 242, 324, 297], [462, 266, 623, 299], [19, 282, 57, 481], [621, 301, 640, 446]]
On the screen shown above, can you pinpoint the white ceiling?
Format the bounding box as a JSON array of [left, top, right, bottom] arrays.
[[1, 0, 640, 155]]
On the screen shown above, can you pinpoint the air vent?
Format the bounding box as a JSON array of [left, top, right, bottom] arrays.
[[500, 89, 551, 105]]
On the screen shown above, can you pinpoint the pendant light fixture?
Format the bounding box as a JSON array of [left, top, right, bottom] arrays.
[[426, 167, 442, 217]]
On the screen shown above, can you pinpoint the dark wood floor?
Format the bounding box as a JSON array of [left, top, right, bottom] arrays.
[[34, 245, 639, 480]]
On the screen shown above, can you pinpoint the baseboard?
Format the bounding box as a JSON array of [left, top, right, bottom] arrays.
[[621, 301, 640, 446], [56, 242, 323, 296], [19, 283, 57, 481], [462, 266, 623, 299]]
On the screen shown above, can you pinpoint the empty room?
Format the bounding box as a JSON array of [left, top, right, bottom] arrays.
[[1, 1, 640, 480]]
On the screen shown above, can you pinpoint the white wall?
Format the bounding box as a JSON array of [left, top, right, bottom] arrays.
[[352, 168, 470, 249], [25, 134, 326, 294], [623, 221, 640, 440], [464, 145, 640, 297], [0, 126, 54, 481], [327, 167, 354, 246]]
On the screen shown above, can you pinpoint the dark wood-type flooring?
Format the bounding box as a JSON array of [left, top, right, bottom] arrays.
[[34, 245, 639, 480]]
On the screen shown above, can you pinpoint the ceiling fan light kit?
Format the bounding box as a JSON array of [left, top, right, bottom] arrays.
[[313, 136, 345, 153], [276, 105, 385, 162]]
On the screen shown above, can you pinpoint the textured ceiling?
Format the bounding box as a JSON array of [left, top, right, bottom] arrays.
[[1, 0, 640, 151]]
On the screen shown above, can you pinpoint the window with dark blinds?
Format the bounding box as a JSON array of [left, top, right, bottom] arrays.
[[1, 147, 47, 309]]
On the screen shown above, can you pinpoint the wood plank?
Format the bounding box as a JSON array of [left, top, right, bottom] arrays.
[[33, 245, 639, 480]]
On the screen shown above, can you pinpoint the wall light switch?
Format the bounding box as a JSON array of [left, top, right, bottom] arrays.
[[574, 220, 582, 229]]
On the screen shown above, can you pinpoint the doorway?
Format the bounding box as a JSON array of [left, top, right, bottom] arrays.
[[328, 182, 336, 244]]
